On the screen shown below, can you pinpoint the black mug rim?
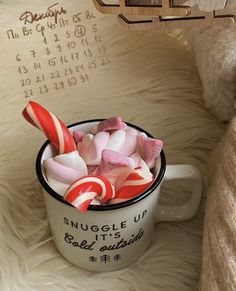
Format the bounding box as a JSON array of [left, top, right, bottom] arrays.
[[35, 119, 166, 211]]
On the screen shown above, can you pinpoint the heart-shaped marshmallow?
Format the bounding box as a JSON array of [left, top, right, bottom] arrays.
[[138, 133, 163, 168], [97, 117, 127, 132], [99, 149, 135, 189]]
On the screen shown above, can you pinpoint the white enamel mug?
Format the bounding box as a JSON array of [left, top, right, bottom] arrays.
[[36, 119, 203, 272]]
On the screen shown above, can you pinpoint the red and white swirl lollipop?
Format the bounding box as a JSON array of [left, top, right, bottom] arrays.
[[22, 101, 76, 154], [64, 175, 115, 212]]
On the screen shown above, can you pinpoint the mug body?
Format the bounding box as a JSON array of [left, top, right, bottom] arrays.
[[36, 120, 166, 271]]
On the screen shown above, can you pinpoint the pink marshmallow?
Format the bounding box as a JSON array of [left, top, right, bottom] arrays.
[[53, 150, 86, 171], [78, 132, 110, 165], [97, 117, 127, 132], [106, 128, 138, 157], [44, 151, 88, 195], [99, 149, 135, 189], [73, 130, 85, 144], [106, 130, 126, 152], [128, 153, 153, 179], [138, 133, 163, 168], [78, 133, 93, 153], [78, 127, 138, 167], [87, 165, 99, 174], [136, 159, 154, 181], [100, 149, 134, 174], [44, 159, 85, 184], [119, 128, 138, 156], [129, 152, 142, 168]]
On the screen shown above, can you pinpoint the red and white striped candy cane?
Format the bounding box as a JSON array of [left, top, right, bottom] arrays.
[[22, 101, 76, 154], [64, 175, 115, 212], [111, 171, 153, 204]]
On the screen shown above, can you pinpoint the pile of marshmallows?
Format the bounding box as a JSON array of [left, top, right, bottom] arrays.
[[23, 101, 163, 212]]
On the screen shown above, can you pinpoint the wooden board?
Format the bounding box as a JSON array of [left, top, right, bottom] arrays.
[[118, 11, 235, 29], [93, 0, 191, 17], [93, 0, 235, 29]]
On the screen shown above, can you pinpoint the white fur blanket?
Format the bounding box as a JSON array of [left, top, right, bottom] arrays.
[[0, 1, 225, 290]]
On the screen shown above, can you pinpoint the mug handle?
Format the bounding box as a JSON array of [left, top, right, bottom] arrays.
[[156, 164, 203, 221]]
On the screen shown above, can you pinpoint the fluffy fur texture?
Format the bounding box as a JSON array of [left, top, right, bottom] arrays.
[[0, 1, 225, 290], [183, 1, 236, 122], [185, 24, 236, 122]]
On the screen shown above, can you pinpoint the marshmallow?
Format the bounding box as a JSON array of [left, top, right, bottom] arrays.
[[106, 128, 138, 157], [106, 130, 126, 152], [118, 128, 138, 156], [138, 133, 163, 168], [87, 165, 99, 174], [129, 152, 142, 168], [77, 131, 110, 165], [44, 151, 88, 195], [99, 149, 135, 190], [77, 127, 138, 166], [73, 130, 85, 144], [97, 117, 127, 132], [100, 149, 134, 173]]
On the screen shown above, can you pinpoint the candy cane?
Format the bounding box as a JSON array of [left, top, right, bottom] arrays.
[[22, 101, 76, 154], [64, 175, 115, 212], [110, 171, 153, 204]]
